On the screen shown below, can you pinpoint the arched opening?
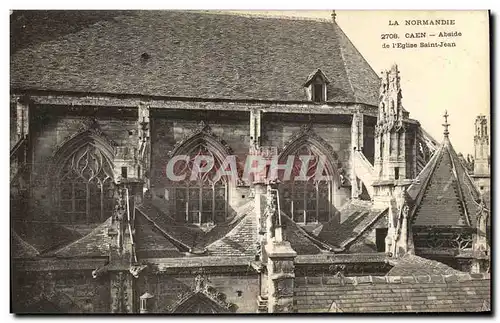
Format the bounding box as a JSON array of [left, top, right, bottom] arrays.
[[278, 134, 340, 224], [173, 145, 228, 224], [51, 131, 115, 225], [172, 293, 230, 313], [168, 131, 233, 225]]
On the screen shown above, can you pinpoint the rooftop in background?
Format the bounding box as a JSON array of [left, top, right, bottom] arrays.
[[294, 272, 490, 313], [408, 113, 484, 228], [10, 10, 380, 106]]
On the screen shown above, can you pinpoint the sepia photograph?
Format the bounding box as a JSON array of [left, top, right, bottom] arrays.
[[9, 9, 491, 314]]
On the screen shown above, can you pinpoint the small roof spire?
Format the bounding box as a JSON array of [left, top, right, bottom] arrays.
[[331, 10, 336, 22], [442, 110, 450, 138]]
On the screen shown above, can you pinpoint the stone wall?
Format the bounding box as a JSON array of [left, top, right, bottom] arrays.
[[149, 112, 251, 219], [24, 106, 137, 222], [136, 272, 259, 313], [10, 103, 17, 149], [261, 118, 353, 208], [12, 269, 110, 313], [19, 101, 364, 223], [405, 128, 417, 179], [363, 125, 375, 164]]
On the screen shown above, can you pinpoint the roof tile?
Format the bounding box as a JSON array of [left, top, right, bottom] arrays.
[[411, 138, 483, 228], [295, 273, 490, 313], [11, 11, 380, 105]]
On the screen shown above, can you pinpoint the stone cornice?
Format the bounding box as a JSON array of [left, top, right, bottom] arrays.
[[12, 258, 108, 271], [10, 92, 380, 117]]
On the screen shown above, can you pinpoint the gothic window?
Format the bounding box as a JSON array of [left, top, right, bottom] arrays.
[[173, 293, 230, 313], [57, 144, 114, 224], [173, 146, 227, 225], [281, 145, 333, 224]]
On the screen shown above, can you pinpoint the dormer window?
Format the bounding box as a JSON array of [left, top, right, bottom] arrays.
[[304, 68, 330, 103], [313, 83, 324, 103]]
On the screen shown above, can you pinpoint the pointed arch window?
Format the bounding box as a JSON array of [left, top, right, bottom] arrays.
[[172, 293, 231, 313], [281, 144, 334, 224], [57, 144, 115, 224], [173, 146, 228, 225]]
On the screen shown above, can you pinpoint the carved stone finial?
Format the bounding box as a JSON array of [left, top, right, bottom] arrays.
[[92, 265, 108, 279], [331, 10, 336, 22], [196, 120, 210, 133], [264, 184, 280, 240], [129, 264, 148, 278], [194, 274, 208, 293], [442, 110, 450, 138]]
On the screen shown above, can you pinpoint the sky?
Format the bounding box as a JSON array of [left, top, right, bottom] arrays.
[[235, 10, 490, 156]]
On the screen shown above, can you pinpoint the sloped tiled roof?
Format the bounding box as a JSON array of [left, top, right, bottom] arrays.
[[410, 137, 482, 228], [153, 276, 236, 313], [280, 214, 324, 255], [12, 220, 81, 256], [387, 254, 463, 276], [136, 203, 200, 252], [311, 200, 387, 250], [11, 229, 39, 258], [136, 200, 254, 253], [51, 217, 113, 258], [135, 212, 184, 258], [11, 10, 380, 106], [206, 206, 258, 257], [294, 272, 491, 313]]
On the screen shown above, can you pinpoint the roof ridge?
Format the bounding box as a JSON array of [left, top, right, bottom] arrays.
[[341, 207, 388, 249], [445, 141, 472, 226], [410, 144, 445, 223], [280, 212, 334, 252], [205, 210, 256, 251], [307, 272, 490, 286], [189, 10, 334, 23], [446, 139, 485, 208], [136, 206, 192, 253], [332, 21, 380, 103], [334, 23, 357, 101], [11, 229, 40, 257], [51, 217, 113, 256], [12, 11, 380, 105]]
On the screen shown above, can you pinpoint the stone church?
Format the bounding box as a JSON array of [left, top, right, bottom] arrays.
[[10, 10, 490, 313]]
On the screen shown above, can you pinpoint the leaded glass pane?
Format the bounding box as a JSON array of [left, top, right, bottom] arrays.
[[171, 143, 228, 224], [281, 143, 335, 224], [57, 143, 114, 224]]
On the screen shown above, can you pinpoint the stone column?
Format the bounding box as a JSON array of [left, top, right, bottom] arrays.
[[398, 130, 407, 179], [471, 203, 489, 273], [351, 111, 363, 152], [350, 112, 363, 200], [384, 182, 413, 257], [140, 292, 154, 314], [137, 103, 150, 190], [265, 241, 297, 313], [110, 271, 134, 313], [254, 182, 267, 260], [386, 131, 393, 178], [250, 109, 262, 149], [412, 128, 417, 180], [108, 179, 144, 313], [16, 96, 30, 141], [373, 129, 382, 179]]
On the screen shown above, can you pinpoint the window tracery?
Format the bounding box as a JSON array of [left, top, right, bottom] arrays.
[[281, 144, 333, 224], [173, 145, 228, 224], [57, 143, 115, 224]]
